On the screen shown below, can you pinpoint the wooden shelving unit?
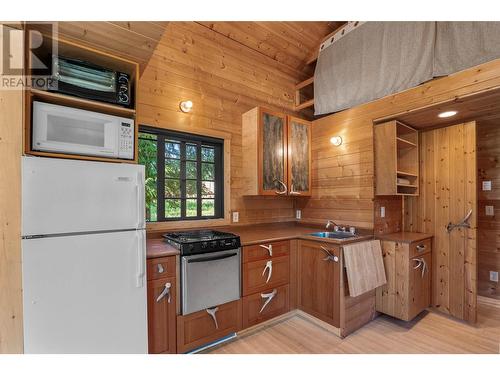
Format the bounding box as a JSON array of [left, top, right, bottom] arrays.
[[23, 26, 140, 163], [295, 77, 314, 111], [375, 120, 419, 196]]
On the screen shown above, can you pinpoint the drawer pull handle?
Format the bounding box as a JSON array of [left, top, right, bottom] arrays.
[[320, 246, 338, 262], [275, 179, 288, 195], [260, 244, 273, 256], [206, 306, 219, 329], [260, 289, 277, 314], [416, 244, 426, 252], [262, 260, 273, 283], [157, 263, 164, 274], [413, 258, 428, 278], [156, 282, 172, 303]]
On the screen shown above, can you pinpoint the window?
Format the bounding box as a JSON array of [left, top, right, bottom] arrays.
[[138, 126, 224, 222]]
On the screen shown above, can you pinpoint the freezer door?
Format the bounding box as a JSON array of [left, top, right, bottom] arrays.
[[22, 230, 147, 353], [22, 157, 145, 236]]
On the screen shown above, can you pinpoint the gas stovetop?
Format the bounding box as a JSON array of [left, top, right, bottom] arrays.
[[162, 230, 241, 256]]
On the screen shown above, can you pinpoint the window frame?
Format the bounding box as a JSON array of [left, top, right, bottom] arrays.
[[139, 125, 224, 222]]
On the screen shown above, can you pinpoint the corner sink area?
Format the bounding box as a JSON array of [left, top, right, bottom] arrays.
[[307, 231, 358, 240]]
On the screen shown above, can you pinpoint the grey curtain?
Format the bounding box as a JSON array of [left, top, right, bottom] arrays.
[[434, 22, 500, 76], [314, 21, 500, 115], [314, 22, 436, 115]]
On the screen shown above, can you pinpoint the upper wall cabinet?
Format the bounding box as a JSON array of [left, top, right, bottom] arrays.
[[374, 120, 419, 196], [242, 107, 311, 196]]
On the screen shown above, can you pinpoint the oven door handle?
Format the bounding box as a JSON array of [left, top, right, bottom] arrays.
[[187, 252, 238, 263]]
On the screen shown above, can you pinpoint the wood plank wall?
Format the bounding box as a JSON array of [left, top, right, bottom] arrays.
[[477, 120, 500, 299], [0, 25, 24, 353], [299, 59, 500, 232], [137, 22, 306, 229]]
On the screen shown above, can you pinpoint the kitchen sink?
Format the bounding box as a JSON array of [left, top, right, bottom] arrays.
[[308, 231, 357, 239]]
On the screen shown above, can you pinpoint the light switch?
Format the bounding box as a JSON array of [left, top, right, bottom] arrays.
[[490, 271, 499, 283], [232, 211, 239, 223], [482, 180, 492, 191], [485, 205, 494, 216], [381, 206, 386, 218], [296, 210, 302, 220]]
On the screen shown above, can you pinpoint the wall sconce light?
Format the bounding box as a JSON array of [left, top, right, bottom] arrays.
[[179, 100, 193, 113], [330, 136, 343, 146]]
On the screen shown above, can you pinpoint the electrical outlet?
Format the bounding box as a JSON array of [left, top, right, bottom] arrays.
[[490, 271, 499, 283], [296, 209, 302, 220], [482, 180, 492, 191], [232, 211, 239, 223], [381, 206, 386, 218], [485, 205, 494, 216]]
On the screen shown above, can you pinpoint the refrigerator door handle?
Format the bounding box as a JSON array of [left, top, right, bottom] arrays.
[[136, 230, 146, 288], [136, 171, 145, 229]]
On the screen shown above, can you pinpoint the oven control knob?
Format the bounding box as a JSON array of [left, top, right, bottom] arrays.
[[201, 242, 208, 249], [219, 240, 226, 247], [231, 239, 237, 247], [188, 244, 194, 251], [210, 242, 217, 248]]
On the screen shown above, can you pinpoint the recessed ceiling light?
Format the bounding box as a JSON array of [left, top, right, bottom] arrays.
[[330, 136, 343, 146], [179, 100, 193, 113], [438, 110, 458, 118]]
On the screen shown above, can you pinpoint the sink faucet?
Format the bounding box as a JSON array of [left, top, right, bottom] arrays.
[[325, 220, 338, 230]]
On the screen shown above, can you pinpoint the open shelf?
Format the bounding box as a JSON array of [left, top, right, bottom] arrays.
[[29, 89, 136, 118], [397, 170, 418, 177], [396, 137, 417, 148]]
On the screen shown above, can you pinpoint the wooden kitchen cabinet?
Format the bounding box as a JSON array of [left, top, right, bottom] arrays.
[[297, 240, 340, 327], [374, 120, 419, 196], [242, 107, 311, 196], [242, 240, 290, 263], [176, 299, 241, 353], [375, 235, 432, 321], [147, 275, 177, 354]]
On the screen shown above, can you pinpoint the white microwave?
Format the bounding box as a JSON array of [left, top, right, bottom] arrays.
[[32, 101, 135, 160]]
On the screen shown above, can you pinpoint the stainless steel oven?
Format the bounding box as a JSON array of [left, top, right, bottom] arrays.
[[181, 248, 241, 315]]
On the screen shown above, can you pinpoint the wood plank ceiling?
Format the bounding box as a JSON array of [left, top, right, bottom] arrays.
[[58, 21, 341, 78]]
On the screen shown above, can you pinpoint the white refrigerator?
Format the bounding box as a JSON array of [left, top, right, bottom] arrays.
[[21, 156, 148, 354]]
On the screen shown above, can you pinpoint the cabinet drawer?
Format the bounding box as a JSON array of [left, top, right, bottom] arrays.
[[243, 241, 289, 263], [176, 299, 241, 353], [409, 238, 431, 258], [147, 256, 176, 280], [242, 285, 289, 329], [148, 277, 176, 354], [242, 255, 289, 296]]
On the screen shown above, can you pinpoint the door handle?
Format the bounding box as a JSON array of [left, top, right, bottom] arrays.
[[136, 171, 146, 229], [274, 179, 288, 195], [289, 183, 301, 195], [259, 244, 273, 256], [206, 307, 219, 329], [413, 258, 428, 278], [446, 209, 472, 233], [262, 260, 273, 283], [157, 263, 164, 274], [260, 289, 277, 314], [156, 282, 172, 303], [320, 245, 339, 262], [136, 230, 145, 288]]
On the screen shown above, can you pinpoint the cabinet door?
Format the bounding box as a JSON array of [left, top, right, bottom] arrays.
[[242, 285, 290, 329], [287, 116, 311, 196], [242, 256, 290, 296], [259, 109, 288, 195], [297, 241, 340, 327], [148, 277, 176, 354], [408, 252, 432, 320]]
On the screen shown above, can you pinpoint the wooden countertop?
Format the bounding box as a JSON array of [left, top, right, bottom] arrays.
[[146, 238, 180, 259], [376, 231, 433, 244], [146, 221, 374, 258]]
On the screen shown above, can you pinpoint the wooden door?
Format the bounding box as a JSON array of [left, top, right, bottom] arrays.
[[297, 241, 340, 327], [258, 109, 288, 195], [147, 277, 177, 353], [287, 116, 312, 196], [404, 122, 477, 323], [242, 285, 290, 329]]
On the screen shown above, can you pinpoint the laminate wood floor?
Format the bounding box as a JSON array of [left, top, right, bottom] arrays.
[[207, 297, 500, 354]]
